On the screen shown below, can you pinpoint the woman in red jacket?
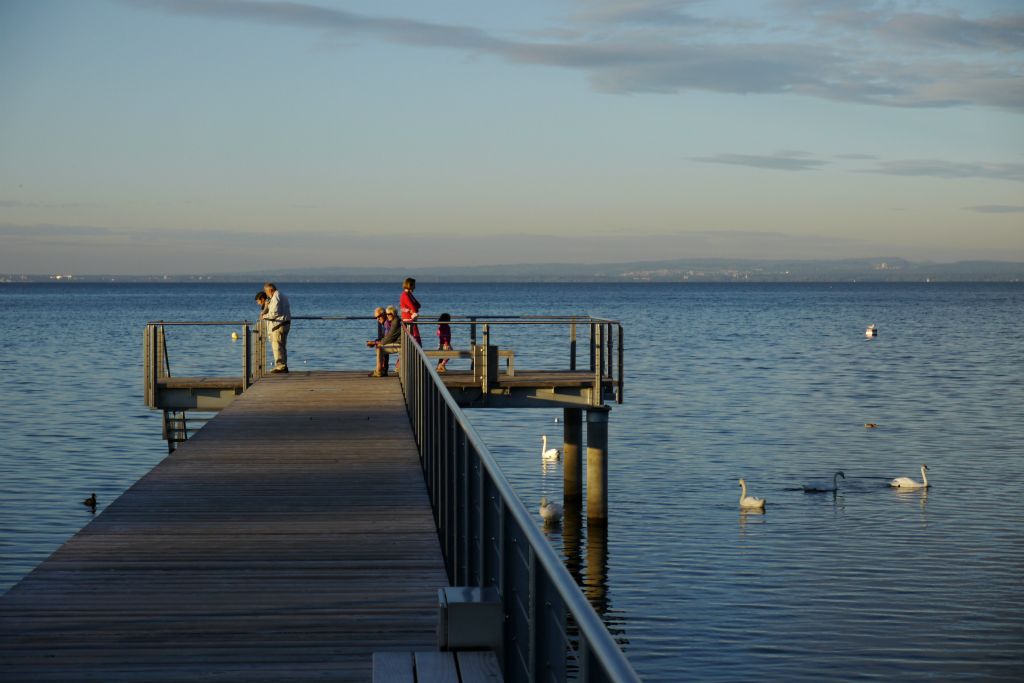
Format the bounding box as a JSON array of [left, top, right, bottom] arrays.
[[399, 277, 422, 345]]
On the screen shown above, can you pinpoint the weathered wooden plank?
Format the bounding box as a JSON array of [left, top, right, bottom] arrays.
[[415, 651, 459, 683], [0, 372, 448, 682], [457, 651, 503, 683], [372, 651, 415, 683]]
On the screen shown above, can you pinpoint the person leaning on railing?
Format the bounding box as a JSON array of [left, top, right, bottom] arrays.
[[369, 306, 401, 377], [263, 282, 291, 374]]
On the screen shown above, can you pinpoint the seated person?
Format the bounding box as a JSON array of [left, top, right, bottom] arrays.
[[366, 307, 387, 375], [370, 306, 401, 377]]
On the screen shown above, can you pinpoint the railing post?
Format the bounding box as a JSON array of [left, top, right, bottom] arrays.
[[589, 322, 596, 372], [606, 323, 613, 379], [156, 324, 168, 379], [469, 316, 477, 371], [570, 321, 577, 371], [143, 325, 152, 408], [242, 324, 251, 388], [593, 323, 603, 406], [479, 324, 493, 398], [618, 324, 624, 404]]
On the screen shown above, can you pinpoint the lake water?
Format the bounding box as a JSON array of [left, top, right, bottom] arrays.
[[1, 282, 1022, 681]]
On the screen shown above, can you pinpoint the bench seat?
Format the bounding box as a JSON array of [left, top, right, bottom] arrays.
[[372, 651, 502, 683]]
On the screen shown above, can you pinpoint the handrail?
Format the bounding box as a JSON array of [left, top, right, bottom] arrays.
[[398, 330, 640, 683]]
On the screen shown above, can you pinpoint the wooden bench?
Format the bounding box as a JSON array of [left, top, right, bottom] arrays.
[[424, 350, 515, 376], [372, 651, 502, 683], [372, 346, 515, 375]]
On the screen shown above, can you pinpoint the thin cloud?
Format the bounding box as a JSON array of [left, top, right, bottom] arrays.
[[835, 153, 878, 160], [0, 199, 88, 209], [874, 12, 1023, 53], [964, 204, 1024, 213], [570, 1, 708, 27], [863, 160, 1024, 182], [690, 152, 827, 171], [126, 0, 1024, 113]]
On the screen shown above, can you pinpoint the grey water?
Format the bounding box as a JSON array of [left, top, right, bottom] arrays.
[[1, 282, 1022, 681]]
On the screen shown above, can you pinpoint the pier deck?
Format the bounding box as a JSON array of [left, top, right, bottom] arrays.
[[0, 372, 448, 682]]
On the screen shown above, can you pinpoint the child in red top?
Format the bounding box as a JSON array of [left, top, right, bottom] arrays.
[[436, 312, 452, 373], [399, 277, 422, 345]]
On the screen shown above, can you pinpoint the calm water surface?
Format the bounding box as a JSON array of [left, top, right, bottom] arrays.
[[1, 282, 1022, 681]]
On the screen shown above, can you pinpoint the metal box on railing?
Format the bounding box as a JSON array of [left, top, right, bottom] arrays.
[[437, 586, 502, 651]]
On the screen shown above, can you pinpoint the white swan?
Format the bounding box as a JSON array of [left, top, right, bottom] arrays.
[[802, 471, 845, 493], [539, 496, 562, 524], [541, 435, 560, 461], [739, 478, 766, 510], [890, 464, 929, 489]]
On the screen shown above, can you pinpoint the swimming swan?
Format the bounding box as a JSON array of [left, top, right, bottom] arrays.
[[539, 496, 563, 524], [738, 479, 766, 510], [803, 471, 845, 493], [541, 435, 560, 461], [890, 464, 929, 489]]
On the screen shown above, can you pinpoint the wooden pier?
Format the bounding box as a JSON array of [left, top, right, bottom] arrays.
[[0, 372, 448, 682], [1, 318, 638, 683]]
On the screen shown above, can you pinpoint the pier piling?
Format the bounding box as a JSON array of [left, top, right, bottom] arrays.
[[586, 407, 610, 525], [563, 407, 583, 504]]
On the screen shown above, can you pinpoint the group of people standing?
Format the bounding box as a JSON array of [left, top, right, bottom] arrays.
[[253, 277, 451, 378]]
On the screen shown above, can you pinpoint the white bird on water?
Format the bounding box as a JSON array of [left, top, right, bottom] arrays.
[[890, 464, 929, 489], [738, 479, 766, 510], [541, 435, 560, 461], [539, 497, 563, 524], [802, 471, 846, 493]]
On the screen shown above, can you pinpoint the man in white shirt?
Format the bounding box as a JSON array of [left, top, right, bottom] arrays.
[[262, 282, 291, 373]]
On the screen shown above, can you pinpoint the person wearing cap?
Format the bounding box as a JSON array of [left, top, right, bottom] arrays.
[[262, 282, 291, 374], [370, 306, 401, 377]]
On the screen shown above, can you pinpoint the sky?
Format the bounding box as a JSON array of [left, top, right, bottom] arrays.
[[1, 0, 1022, 274]]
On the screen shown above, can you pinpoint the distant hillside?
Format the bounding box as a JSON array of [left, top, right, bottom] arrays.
[[4, 258, 1023, 283]]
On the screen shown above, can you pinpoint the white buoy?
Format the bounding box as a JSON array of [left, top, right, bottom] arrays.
[[865, 324, 878, 338], [231, 332, 239, 340]]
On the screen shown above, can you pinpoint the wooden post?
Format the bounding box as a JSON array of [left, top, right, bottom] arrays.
[[586, 407, 610, 526], [469, 317, 477, 372], [242, 324, 251, 388], [143, 325, 153, 408], [617, 324, 624, 403], [563, 408, 582, 504], [569, 322, 577, 371]]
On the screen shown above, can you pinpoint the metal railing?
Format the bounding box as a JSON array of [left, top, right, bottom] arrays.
[[408, 316, 624, 405], [143, 321, 263, 408], [143, 316, 623, 405], [399, 330, 640, 683]]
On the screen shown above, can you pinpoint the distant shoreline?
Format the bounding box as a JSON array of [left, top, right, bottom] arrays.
[[3, 257, 1023, 284], [3, 278, 1023, 284]]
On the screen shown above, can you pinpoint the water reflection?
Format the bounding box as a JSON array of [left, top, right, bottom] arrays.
[[584, 524, 609, 617], [892, 487, 929, 517], [738, 508, 767, 536], [561, 502, 584, 585]]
